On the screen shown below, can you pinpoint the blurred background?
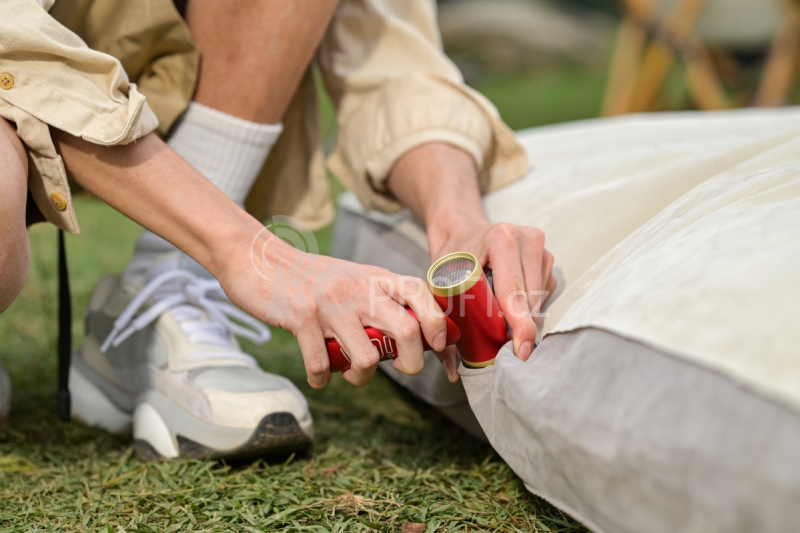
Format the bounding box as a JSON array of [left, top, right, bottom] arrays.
[[317, 0, 799, 145], [436, 0, 617, 129], [434, 0, 795, 129], [316, 0, 798, 174]]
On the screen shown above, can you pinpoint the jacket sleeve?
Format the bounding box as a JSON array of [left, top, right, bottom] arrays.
[[0, 0, 159, 234], [319, 0, 529, 214]]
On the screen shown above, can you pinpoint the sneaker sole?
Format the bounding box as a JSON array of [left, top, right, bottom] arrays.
[[134, 406, 311, 461], [71, 361, 313, 461]]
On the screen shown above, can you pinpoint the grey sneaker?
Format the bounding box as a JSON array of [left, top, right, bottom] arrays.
[[70, 252, 313, 461], [0, 359, 10, 422]]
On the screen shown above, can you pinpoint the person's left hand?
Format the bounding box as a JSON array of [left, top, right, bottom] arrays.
[[430, 218, 556, 381], [386, 142, 556, 382]]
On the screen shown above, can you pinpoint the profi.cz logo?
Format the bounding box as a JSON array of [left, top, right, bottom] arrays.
[[249, 215, 319, 282]]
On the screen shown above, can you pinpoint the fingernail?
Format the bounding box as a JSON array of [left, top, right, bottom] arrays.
[[433, 331, 446, 352], [446, 359, 458, 383], [518, 341, 533, 361]]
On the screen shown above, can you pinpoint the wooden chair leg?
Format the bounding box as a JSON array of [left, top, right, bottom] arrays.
[[601, 17, 647, 116], [755, 0, 800, 106], [629, 40, 677, 111], [628, 0, 710, 112], [685, 43, 731, 110]]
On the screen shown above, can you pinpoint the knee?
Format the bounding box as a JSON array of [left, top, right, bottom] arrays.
[[0, 118, 27, 177], [0, 118, 30, 314], [0, 240, 30, 314]]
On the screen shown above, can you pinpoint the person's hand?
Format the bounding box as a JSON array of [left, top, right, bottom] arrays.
[[385, 142, 556, 378], [218, 235, 449, 389], [430, 218, 556, 366], [49, 130, 447, 389]]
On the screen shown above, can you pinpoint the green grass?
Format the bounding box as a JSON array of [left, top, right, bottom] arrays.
[[473, 69, 607, 131], [0, 199, 585, 532], [0, 69, 604, 532]]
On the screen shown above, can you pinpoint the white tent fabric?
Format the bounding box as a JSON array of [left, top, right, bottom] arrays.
[[485, 108, 800, 414], [333, 106, 800, 532]]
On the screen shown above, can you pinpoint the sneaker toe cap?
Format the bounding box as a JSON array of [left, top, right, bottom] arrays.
[[190, 365, 288, 393], [191, 366, 312, 434]]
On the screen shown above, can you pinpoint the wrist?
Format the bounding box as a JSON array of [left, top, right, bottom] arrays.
[[385, 142, 492, 255], [426, 208, 490, 258], [202, 213, 279, 282]]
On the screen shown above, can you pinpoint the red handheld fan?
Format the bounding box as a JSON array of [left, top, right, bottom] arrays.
[[426, 252, 508, 368], [325, 251, 507, 372], [326, 309, 461, 372]]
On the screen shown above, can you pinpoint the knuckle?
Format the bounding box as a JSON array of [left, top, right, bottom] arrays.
[[308, 374, 330, 389], [321, 275, 360, 305], [517, 318, 537, 334], [492, 222, 519, 242], [366, 266, 393, 284], [527, 227, 545, 242], [351, 348, 380, 370], [323, 283, 343, 305], [400, 276, 423, 294], [507, 288, 528, 302], [506, 313, 523, 326], [352, 275, 371, 292], [337, 276, 369, 301], [400, 361, 424, 376], [396, 319, 420, 342], [305, 358, 329, 376], [427, 313, 446, 330]]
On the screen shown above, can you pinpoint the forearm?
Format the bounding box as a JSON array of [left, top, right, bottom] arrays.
[[52, 130, 264, 279], [386, 142, 489, 257]]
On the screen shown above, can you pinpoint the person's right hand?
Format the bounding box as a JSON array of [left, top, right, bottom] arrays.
[[51, 129, 446, 388], [218, 234, 449, 389]]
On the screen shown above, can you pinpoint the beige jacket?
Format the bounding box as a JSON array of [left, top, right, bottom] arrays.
[[1, 0, 528, 234]]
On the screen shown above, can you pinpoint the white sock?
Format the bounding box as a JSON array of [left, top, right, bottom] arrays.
[[168, 102, 283, 206], [128, 102, 282, 278]]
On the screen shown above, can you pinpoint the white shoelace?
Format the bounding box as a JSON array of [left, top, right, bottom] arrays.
[[100, 270, 271, 362]]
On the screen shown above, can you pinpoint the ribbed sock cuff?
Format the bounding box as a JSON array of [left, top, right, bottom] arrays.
[[129, 104, 283, 275], [167, 101, 283, 206]]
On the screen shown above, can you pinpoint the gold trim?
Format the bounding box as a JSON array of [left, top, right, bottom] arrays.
[[462, 358, 496, 369], [426, 252, 482, 297]]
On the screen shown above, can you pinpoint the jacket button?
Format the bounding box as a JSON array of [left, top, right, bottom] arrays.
[[50, 192, 67, 211], [0, 73, 13, 90]]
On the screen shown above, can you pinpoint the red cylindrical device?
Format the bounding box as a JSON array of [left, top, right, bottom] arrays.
[[426, 252, 508, 368], [326, 308, 461, 373]]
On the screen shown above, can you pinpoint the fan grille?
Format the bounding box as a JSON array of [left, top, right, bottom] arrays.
[[430, 258, 475, 288]]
